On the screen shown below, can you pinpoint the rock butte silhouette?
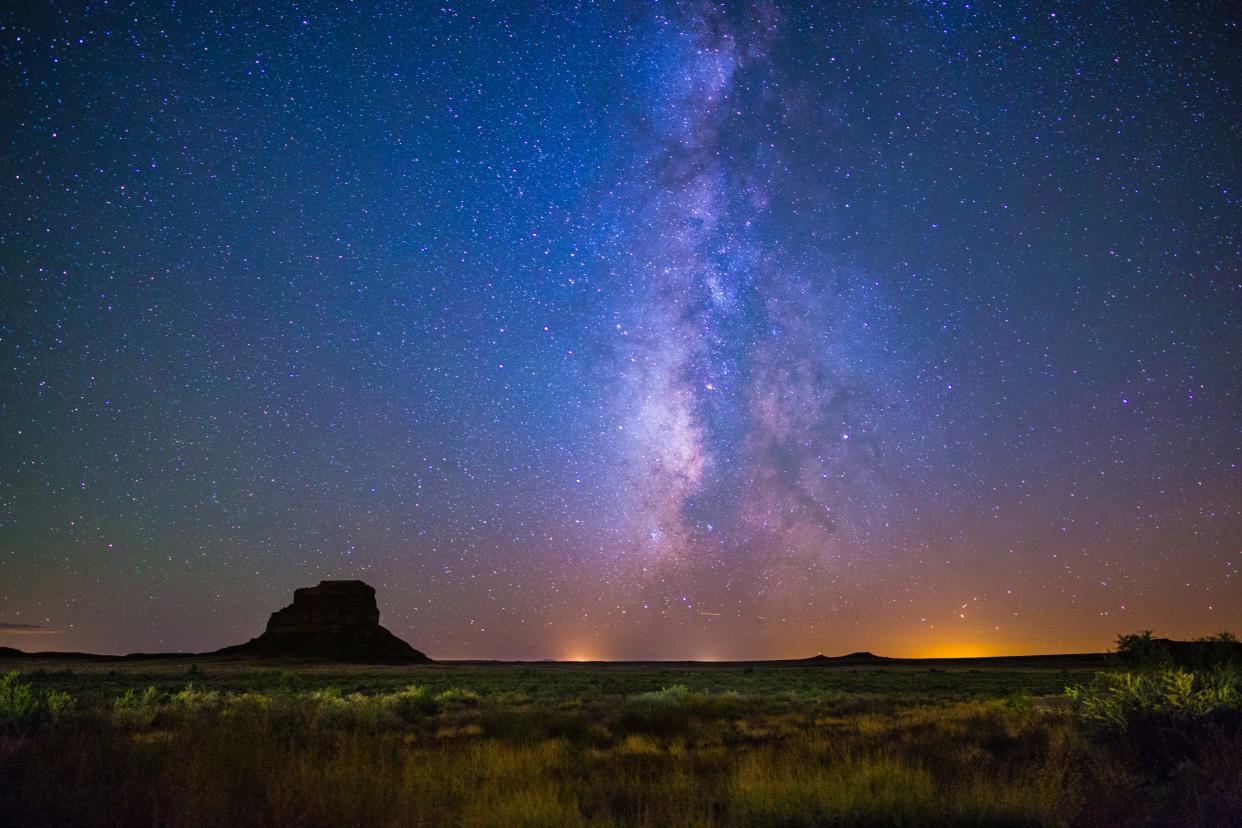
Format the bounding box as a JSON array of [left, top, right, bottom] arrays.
[[214, 580, 430, 664]]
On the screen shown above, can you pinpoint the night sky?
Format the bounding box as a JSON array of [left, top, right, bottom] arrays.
[[2, 2, 1239, 659]]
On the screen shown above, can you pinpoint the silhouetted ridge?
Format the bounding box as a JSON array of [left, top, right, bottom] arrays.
[[214, 580, 429, 664], [797, 651, 892, 665]]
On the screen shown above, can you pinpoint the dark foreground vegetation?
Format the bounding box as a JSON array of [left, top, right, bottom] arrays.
[[1, 636, 1239, 827]]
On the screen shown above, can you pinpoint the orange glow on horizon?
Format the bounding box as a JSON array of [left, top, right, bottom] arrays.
[[899, 639, 1025, 659], [562, 649, 599, 662]]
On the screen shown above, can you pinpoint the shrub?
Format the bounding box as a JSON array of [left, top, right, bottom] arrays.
[[1112, 630, 1171, 669], [45, 689, 74, 721], [113, 686, 162, 728], [1006, 690, 1035, 713], [620, 685, 690, 734], [1194, 631, 1242, 671], [171, 683, 222, 713], [275, 670, 303, 693], [386, 684, 438, 720], [221, 691, 272, 720], [0, 671, 42, 731], [1112, 629, 1241, 670], [630, 684, 690, 705], [1066, 668, 1241, 730], [0, 671, 76, 732], [1067, 667, 1242, 778], [436, 687, 482, 708]]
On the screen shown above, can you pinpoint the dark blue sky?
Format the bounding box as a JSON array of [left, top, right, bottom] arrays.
[[2, 1, 1238, 658]]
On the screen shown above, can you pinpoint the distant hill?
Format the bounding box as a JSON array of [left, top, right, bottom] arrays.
[[796, 651, 893, 665]]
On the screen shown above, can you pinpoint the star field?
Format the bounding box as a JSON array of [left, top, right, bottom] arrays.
[[1, 1, 1239, 658]]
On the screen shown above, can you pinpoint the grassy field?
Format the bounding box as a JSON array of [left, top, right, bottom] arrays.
[[1, 656, 1238, 827]]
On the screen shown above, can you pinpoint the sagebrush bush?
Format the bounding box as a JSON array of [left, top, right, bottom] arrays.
[[113, 685, 162, 728], [1066, 667, 1241, 730], [171, 683, 222, 713], [0, 671, 42, 731], [0, 671, 76, 732], [45, 688, 74, 720], [1067, 664, 1242, 813], [386, 684, 438, 720], [435, 686, 482, 708]]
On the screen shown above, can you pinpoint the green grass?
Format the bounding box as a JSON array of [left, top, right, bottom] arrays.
[[0, 660, 1238, 826]]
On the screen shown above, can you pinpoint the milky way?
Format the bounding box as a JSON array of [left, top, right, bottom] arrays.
[[608, 8, 835, 543], [1, 1, 1238, 658]]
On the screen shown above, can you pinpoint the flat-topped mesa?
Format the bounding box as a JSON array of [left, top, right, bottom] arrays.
[[265, 580, 381, 634], [215, 580, 430, 664]]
